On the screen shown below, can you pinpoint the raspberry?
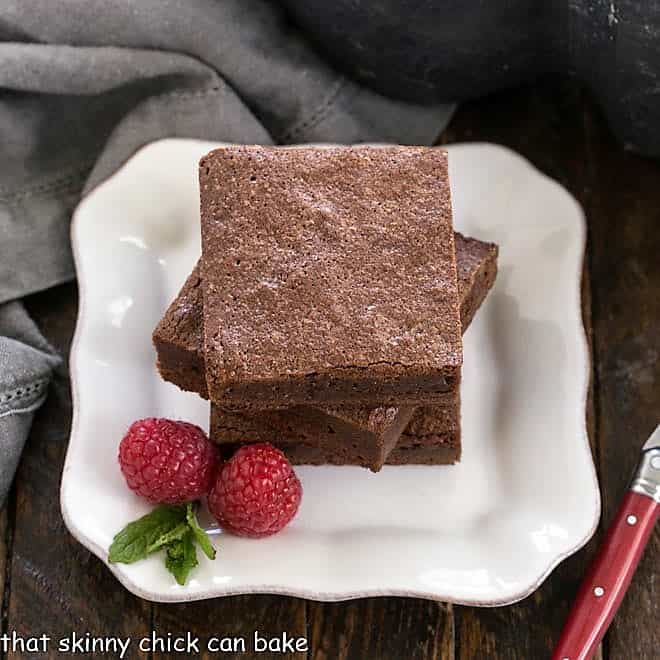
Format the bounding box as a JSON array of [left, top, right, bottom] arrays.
[[207, 443, 302, 538], [118, 418, 218, 504]]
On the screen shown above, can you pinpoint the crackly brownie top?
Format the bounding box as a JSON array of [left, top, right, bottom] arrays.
[[199, 145, 462, 383]]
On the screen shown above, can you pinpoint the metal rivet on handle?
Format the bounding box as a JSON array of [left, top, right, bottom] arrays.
[[627, 514, 638, 525], [594, 586, 605, 597]]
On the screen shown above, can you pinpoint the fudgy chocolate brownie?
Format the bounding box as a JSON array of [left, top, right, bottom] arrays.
[[153, 234, 498, 469], [199, 145, 462, 408], [153, 233, 497, 399], [209, 396, 454, 471], [455, 234, 499, 329], [215, 433, 461, 466], [153, 267, 205, 396]]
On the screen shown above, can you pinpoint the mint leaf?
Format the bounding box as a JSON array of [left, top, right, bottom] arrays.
[[165, 530, 198, 585], [146, 521, 190, 554], [109, 505, 187, 564], [186, 503, 217, 560]]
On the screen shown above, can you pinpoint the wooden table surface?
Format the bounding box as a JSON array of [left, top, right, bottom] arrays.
[[5, 79, 659, 659]]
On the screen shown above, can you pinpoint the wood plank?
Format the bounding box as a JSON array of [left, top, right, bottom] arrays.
[[152, 595, 307, 659], [440, 78, 603, 660], [584, 95, 660, 660], [307, 598, 453, 660], [6, 283, 151, 659]]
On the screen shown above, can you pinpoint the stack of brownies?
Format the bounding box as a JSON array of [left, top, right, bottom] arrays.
[[153, 146, 498, 471]]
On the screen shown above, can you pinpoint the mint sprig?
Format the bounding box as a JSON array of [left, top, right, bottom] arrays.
[[109, 502, 216, 584]]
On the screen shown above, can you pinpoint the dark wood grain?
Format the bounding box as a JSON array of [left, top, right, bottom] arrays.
[[585, 97, 660, 660], [308, 598, 453, 660], [441, 79, 603, 660], [7, 285, 151, 659], [152, 595, 307, 660]]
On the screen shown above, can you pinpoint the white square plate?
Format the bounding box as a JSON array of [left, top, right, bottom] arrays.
[[62, 139, 599, 604]]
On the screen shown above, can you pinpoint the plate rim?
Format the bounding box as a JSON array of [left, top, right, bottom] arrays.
[[61, 138, 600, 605]]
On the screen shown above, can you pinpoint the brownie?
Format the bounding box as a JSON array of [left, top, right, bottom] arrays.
[[210, 385, 460, 471], [199, 145, 462, 409], [455, 234, 499, 329], [209, 392, 452, 472], [153, 267, 206, 395], [211, 419, 462, 466], [209, 376, 461, 472], [153, 233, 497, 399]]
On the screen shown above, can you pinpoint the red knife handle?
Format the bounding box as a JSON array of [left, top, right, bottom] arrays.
[[552, 490, 659, 660]]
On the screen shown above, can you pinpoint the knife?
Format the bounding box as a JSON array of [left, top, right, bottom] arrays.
[[552, 424, 660, 660]]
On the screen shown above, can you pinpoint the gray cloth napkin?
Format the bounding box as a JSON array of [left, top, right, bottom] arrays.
[[0, 0, 454, 503], [0, 303, 62, 502]]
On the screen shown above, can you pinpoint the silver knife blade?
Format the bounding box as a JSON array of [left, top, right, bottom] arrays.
[[642, 423, 660, 451]]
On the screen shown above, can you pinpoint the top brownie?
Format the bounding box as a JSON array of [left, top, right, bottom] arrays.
[[199, 146, 462, 409]]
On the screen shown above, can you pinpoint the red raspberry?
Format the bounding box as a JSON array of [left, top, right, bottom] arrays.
[[118, 418, 218, 504], [207, 443, 302, 538]]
